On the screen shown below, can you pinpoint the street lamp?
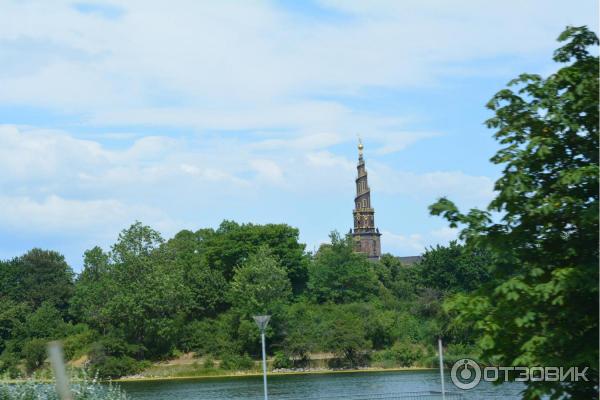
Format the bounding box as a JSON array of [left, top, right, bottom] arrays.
[[253, 315, 271, 400]]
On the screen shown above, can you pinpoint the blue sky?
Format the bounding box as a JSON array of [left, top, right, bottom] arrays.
[[0, 0, 597, 271]]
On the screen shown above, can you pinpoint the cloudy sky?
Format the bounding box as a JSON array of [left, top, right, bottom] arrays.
[[0, 0, 597, 270]]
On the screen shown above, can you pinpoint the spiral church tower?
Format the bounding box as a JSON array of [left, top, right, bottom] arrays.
[[352, 139, 381, 260]]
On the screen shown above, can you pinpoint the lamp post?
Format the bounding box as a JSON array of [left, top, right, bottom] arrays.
[[253, 315, 271, 400], [47, 341, 73, 400], [438, 337, 446, 400]]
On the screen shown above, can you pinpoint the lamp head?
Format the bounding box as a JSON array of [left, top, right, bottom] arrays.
[[253, 315, 271, 331]]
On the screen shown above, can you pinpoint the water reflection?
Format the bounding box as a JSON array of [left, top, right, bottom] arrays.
[[120, 370, 524, 400]]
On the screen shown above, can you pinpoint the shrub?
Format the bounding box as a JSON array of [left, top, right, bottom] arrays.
[[389, 340, 424, 367], [93, 335, 145, 359], [391, 312, 423, 342], [91, 355, 147, 379], [442, 343, 479, 367], [272, 351, 292, 369], [202, 356, 215, 369], [63, 325, 98, 361], [322, 310, 371, 367], [219, 353, 254, 371], [0, 352, 20, 377], [22, 338, 47, 374], [372, 340, 426, 368], [181, 317, 238, 356], [371, 350, 397, 369], [8, 366, 21, 379]]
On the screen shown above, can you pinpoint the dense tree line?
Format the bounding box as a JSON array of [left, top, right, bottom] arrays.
[[0, 221, 488, 379]]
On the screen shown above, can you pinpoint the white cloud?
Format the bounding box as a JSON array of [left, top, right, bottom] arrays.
[[381, 230, 425, 254], [0, 0, 595, 127], [431, 226, 460, 243], [382, 226, 461, 256], [249, 159, 285, 184], [0, 125, 110, 183], [369, 163, 496, 209], [0, 195, 176, 237], [305, 151, 354, 170], [251, 132, 343, 151], [0, 124, 493, 240], [369, 131, 440, 155]]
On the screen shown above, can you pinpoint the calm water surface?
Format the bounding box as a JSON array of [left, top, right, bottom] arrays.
[[120, 371, 525, 399]]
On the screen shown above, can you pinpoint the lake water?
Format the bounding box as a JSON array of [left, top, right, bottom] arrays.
[[120, 370, 525, 399]]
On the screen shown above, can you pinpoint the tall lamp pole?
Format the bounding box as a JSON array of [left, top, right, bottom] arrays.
[[253, 315, 271, 400], [438, 337, 446, 400]]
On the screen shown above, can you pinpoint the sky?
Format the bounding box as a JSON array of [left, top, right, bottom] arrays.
[[0, 0, 597, 271]]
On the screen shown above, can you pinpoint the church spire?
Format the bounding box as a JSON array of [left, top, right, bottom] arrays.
[[352, 138, 381, 259]]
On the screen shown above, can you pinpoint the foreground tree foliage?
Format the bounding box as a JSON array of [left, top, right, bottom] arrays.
[[430, 26, 599, 399], [417, 241, 491, 294]]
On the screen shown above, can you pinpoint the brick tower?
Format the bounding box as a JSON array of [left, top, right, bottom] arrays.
[[352, 139, 381, 259]]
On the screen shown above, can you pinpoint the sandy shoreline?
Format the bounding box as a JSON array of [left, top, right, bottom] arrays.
[[114, 367, 438, 383], [0, 367, 438, 384]]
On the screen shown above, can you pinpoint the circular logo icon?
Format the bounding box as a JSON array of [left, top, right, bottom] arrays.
[[451, 358, 482, 390]]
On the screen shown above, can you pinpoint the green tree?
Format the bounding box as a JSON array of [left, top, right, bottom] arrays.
[[164, 230, 228, 317], [22, 302, 65, 339], [0, 299, 29, 354], [282, 302, 320, 362], [73, 222, 192, 359], [107, 224, 190, 357], [308, 232, 379, 304], [375, 254, 420, 300], [417, 241, 492, 293], [322, 308, 370, 366], [0, 260, 20, 304], [201, 221, 309, 293], [228, 246, 292, 316], [111, 221, 164, 264], [88, 334, 147, 378], [430, 26, 598, 399], [22, 338, 47, 373], [392, 340, 424, 367], [70, 246, 114, 333], [5, 249, 74, 311]]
